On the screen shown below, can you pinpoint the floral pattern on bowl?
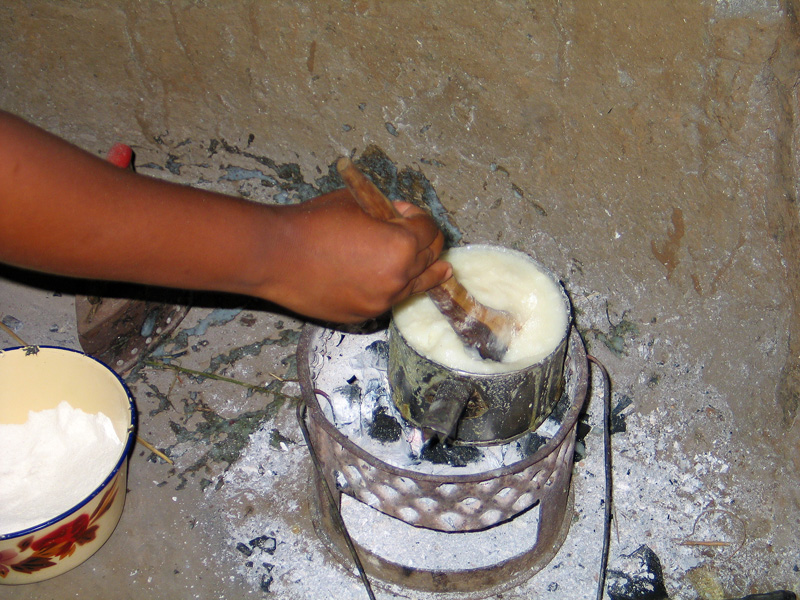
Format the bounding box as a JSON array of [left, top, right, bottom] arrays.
[[1, 480, 120, 579]]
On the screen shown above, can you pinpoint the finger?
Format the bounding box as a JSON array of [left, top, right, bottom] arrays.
[[388, 201, 445, 253], [406, 233, 444, 278], [392, 200, 424, 217], [396, 212, 444, 254], [406, 260, 453, 297]]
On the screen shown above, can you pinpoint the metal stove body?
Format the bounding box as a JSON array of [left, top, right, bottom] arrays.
[[297, 324, 589, 595]]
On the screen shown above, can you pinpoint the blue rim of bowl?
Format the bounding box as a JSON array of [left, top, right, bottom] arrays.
[[0, 345, 138, 541]]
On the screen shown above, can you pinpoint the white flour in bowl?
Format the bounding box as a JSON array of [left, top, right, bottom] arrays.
[[0, 401, 123, 535]]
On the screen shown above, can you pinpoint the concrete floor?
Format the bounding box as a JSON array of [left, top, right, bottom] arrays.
[[2, 1, 800, 598]]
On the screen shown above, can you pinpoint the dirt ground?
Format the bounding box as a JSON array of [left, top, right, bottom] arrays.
[[1, 2, 799, 598]]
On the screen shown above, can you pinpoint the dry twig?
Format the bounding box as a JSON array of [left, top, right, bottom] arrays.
[[136, 435, 174, 464], [0, 319, 28, 346], [674, 508, 747, 557], [144, 359, 297, 400]]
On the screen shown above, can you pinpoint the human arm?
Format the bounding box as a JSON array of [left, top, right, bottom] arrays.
[[0, 110, 451, 323]]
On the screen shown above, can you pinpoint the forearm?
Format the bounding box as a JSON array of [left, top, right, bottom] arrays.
[[0, 111, 450, 323], [0, 111, 279, 297]]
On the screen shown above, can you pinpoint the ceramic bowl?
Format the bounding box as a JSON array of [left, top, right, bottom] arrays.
[[0, 346, 136, 584]]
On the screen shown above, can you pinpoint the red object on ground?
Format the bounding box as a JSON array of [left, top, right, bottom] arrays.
[[105, 143, 133, 169]]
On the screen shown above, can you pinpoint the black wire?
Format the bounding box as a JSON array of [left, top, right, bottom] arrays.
[[296, 397, 377, 600], [589, 355, 613, 600]]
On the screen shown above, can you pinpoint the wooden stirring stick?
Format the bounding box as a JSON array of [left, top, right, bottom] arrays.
[[336, 157, 519, 362]]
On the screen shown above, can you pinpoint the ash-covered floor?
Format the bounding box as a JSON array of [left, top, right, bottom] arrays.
[[2, 2, 800, 599]]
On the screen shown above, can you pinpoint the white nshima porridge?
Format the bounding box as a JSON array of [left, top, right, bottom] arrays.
[[393, 246, 569, 374], [0, 401, 123, 535]]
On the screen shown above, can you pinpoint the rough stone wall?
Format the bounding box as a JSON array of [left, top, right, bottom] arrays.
[[2, 3, 800, 595], [2, 0, 799, 467]]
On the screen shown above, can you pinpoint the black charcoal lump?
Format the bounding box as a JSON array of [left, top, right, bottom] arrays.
[[606, 545, 669, 600]]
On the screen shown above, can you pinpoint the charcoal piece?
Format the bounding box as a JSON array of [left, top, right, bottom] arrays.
[[420, 440, 481, 466], [576, 419, 592, 443], [611, 412, 628, 434], [606, 545, 669, 600], [260, 573, 273, 593], [250, 535, 277, 555], [368, 406, 403, 442], [611, 395, 634, 434], [614, 395, 634, 413], [519, 432, 548, 456], [236, 542, 253, 557], [334, 383, 361, 402], [365, 340, 389, 366]]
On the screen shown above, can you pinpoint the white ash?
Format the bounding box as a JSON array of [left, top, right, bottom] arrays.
[[213, 423, 372, 599], [211, 331, 771, 600], [310, 328, 565, 476], [340, 492, 542, 571]]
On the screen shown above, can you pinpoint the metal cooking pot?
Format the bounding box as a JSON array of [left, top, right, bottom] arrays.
[[388, 249, 571, 445]]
